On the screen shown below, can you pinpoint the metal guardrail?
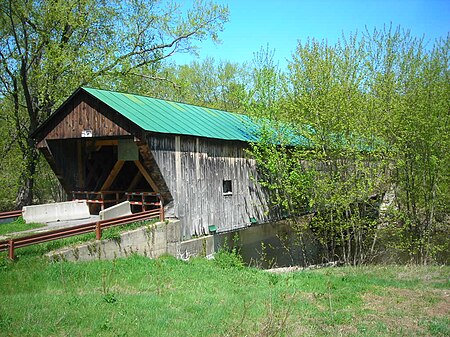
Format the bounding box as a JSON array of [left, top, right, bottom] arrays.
[[0, 209, 163, 260], [0, 210, 22, 221]]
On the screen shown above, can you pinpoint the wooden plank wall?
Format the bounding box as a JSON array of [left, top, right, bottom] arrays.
[[147, 134, 271, 238], [41, 92, 132, 141]]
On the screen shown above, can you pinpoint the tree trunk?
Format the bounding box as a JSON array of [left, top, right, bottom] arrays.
[[15, 139, 39, 208]]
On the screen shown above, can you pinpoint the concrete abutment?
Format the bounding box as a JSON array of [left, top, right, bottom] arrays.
[[46, 218, 321, 267]]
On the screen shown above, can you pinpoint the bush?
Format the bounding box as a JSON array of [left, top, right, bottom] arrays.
[[214, 248, 244, 269]]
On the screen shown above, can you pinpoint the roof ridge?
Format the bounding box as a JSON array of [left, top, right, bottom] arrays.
[[81, 86, 248, 117]]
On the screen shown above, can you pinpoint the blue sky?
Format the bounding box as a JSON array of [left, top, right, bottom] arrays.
[[173, 0, 450, 69]]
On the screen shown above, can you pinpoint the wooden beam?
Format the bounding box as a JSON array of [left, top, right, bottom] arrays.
[[134, 160, 159, 192], [94, 139, 119, 152], [175, 136, 181, 216], [100, 160, 124, 191], [136, 141, 172, 203], [128, 171, 142, 191], [95, 140, 119, 146], [37, 139, 47, 149]]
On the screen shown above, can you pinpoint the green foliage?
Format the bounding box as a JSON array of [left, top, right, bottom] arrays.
[[213, 234, 244, 269], [214, 247, 244, 269], [362, 27, 450, 264], [119, 57, 250, 114], [171, 58, 249, 112], [247, 27, 450, 265]]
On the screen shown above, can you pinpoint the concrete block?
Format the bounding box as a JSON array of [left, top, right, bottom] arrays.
[[46, 219, 216, 262], [47, 221, 170, 262], [99, 201, 132, 221], [166, 220, 181, 242], [23, 200, 90, 224], [178, 236, 214, 259]]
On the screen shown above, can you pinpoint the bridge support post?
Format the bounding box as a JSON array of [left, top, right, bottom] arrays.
[[159, 197, 164, 222], [96, 222, 102, 240], [8, 240, 14, 260]]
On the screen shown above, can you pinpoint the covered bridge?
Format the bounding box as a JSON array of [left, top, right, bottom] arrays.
[[33, 88, 274, 238]]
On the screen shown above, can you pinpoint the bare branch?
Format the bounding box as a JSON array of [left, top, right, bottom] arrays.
[[92, 11, 223, 79]]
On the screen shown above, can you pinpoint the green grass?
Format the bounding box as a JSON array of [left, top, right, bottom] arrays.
[[0, 217, 46, 237], [0, 252, 448, 337]]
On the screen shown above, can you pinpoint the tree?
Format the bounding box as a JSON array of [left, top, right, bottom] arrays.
[[0, 0, 229, 208], [173, 58, 249, 112], [121, 58, 249, 112], [248, 28, 450, 264], [249, 38, 389, 265], [364, 27, 450, 263]]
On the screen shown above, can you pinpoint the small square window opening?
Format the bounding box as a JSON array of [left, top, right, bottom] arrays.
[[223, 180, 232, 195]]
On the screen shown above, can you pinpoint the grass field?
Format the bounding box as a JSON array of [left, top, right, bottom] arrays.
[[0, 217, 46, 237], [0, 251, 448, 337]]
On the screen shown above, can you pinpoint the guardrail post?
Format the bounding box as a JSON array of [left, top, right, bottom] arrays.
[[95, 222, 102, 240], [8, 240, 15, 260], [159, 198, 164, 222]]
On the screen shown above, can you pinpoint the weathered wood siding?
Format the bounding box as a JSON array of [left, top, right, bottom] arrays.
[[147, 134, 271, 238]]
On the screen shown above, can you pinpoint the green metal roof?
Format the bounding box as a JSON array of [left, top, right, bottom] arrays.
[[82, 87, 258, 142]]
